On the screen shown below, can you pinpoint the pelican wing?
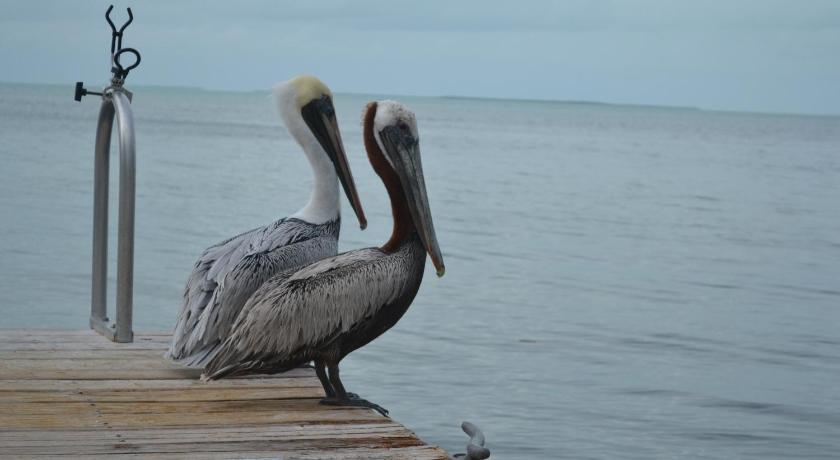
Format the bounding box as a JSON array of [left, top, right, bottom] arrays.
[[166, 218, 339, 366], [203, 246, 417, 379]]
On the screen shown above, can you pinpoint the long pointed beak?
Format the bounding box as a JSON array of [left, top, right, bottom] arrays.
[[381, 128, 445, 277], [301, 97, 367, 229]]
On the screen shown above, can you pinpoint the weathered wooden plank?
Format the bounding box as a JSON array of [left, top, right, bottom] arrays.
[[288, 447, 449, 460], [0, 350, 171, 360], [0, 343, 165, 352], [0, 330, 169, 351], [0, 422, 411, 442], [0, 386, 321, 403], [0, 367, 201, 380], [0, 424, 437, 458], [0, 366, 312, 380], [2, 433, 425, 455], [0, 333, 168, 345], [0, 330, 450, 459], [0, 386, 324, 403], [0, 343, 169, 352], [0, 330, 167, 338], [0, 392, 387, 430], [1, 430, 427, 453], [0, 377, 321, 392], [2, 358, 202, 370], [0, 345, 313, 381], [4, 398, 370, 417], [0, 329, 168, 338], [0, 445, 449, 460], [0, 408, 386, 430]]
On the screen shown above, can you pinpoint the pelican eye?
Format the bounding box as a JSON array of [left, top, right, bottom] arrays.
[[310, 95, 334, 116], [396, 122, 416, 142]]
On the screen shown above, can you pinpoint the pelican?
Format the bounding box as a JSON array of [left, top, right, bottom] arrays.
[[165, 75, 367, 367], [202, 100, 444, 416]]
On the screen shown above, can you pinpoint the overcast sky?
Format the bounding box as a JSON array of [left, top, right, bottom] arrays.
[[1, 0, 839, 115]]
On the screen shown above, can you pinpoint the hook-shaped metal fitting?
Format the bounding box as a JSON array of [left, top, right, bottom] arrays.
[[105, 5, 134, 56], [105, 5, 134, 34], [114, 48, 141, 78], [105, 5, 116, 32]]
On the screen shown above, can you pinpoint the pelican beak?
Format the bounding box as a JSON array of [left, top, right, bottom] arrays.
[[379, 126, 445, 277], [301, 95, 367, 229]]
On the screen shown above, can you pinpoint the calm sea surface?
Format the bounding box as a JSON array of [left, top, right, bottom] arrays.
[[1, 82, 839, 459]]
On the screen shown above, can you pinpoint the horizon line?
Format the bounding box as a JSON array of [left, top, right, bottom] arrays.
[[2, 80, 838, 119]]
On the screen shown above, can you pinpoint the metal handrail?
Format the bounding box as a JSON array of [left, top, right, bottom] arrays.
[[77, 5, 141, 343], [89, 87, 136, 343]]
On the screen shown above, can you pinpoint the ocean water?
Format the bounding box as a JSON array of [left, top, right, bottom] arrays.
[[1, 82, 839, 459]]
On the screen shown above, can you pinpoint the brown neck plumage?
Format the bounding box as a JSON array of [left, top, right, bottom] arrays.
[[363, 102, 415, 253]]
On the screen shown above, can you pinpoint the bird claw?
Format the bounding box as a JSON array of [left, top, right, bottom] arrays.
[[319, 396, 389, 416]]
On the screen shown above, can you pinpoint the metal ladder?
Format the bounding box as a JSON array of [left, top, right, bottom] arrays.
[[74, 5, 142, 343]]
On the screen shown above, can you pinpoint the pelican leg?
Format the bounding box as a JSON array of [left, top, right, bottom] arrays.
[[327, 364, 347, 396], [323, 363, 358, 398], [314, 360, 335, 398], [319, 364, 389, 416]]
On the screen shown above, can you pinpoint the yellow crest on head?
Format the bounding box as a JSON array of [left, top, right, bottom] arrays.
[[289, 75, 332, 108]]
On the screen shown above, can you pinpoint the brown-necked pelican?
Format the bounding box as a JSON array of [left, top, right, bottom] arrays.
[[165, 75, 367, 367], [202, 100, 444, 415]]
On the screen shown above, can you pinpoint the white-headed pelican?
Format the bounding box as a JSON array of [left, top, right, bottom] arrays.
[[166, 75, 367, 367]]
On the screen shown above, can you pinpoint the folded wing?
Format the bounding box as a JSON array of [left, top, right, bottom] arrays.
[[203, 247, 414, 379], [167, 218, 339, 366]]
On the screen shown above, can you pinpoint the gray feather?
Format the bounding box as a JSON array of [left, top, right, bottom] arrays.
[[166, 218, 340, 367], [203, 238, 425, 380]]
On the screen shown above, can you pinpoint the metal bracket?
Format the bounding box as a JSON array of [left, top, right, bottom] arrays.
[[75, 5, 142, 102]]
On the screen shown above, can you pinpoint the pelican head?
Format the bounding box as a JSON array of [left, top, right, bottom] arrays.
[[371, 100, 445, 277], [274, 75, 367, 229]]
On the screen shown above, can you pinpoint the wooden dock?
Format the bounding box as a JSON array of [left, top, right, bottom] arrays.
[[0, 330, 450, 459]]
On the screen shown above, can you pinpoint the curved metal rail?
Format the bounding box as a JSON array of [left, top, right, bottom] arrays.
[[452, 421, 491, 460], [90, 87, 135, 343], [77, 5, 141, 343]]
